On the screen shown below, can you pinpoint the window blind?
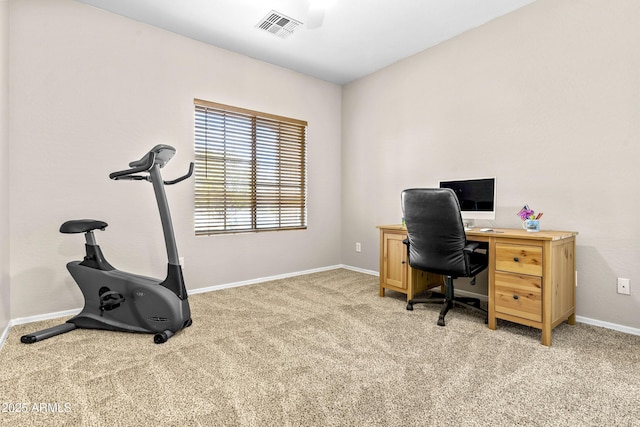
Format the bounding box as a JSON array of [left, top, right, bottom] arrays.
[[194, 99, 307, 235]]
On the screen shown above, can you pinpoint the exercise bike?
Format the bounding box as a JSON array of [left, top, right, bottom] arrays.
[[21, 144, 193, 344]]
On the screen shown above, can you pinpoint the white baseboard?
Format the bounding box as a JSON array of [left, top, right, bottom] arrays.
[[0, 322, 10, 351], [338, 264, 378, 276], [575, 315, 640, 336], [189, 264, 379, 295], [189, 264, 346, 295], [10, 308, 81, 327]]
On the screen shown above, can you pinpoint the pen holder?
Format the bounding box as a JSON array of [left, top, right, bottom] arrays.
[[522, 219, 540, 232]]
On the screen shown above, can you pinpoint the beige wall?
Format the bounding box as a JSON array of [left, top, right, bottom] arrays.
[[9, 0, 342, 318], [0, 0, 10, 331], [342, 0, 640, 329]]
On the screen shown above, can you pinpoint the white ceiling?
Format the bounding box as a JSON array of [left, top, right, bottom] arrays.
[[76, 0, 535, 85]]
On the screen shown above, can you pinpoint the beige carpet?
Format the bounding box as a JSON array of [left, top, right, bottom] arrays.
[[1, 268, 639, 426]]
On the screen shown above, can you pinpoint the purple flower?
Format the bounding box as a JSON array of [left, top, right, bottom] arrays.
[[517, 207, 535, 220]]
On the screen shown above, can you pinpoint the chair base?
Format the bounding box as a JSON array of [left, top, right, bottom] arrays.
[[406, 286, 488, 326]]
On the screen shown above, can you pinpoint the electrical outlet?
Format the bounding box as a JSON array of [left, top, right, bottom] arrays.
[[355, 242, 361, 253], [617, 278, 630, 295]]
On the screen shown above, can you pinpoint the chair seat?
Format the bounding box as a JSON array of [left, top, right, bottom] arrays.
[[60, 219, 108, 234]]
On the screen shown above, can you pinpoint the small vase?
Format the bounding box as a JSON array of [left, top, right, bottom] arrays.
[[522, 219, 540, 232]]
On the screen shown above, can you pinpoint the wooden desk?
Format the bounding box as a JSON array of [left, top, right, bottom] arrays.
[[377, 225, 444, 300], [377, 225, 578, 346]]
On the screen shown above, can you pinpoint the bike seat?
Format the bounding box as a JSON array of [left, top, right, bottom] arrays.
[[60, 219, 108, 234]]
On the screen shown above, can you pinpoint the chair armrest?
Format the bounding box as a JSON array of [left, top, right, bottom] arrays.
[[463, 242, 480, 253]]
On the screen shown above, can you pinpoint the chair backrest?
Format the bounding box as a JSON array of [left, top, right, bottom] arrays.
[[401, 188, 468, 276]]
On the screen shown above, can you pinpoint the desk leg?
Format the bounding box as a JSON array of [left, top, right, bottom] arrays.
[[487, 240, 497, 330], [541, 327, 551, 347], [487, 270, 496, 330], [488, 315, 497, 330], [379, 284, 385, 297]]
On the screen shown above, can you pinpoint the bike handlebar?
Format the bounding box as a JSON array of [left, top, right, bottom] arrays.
[[109, 145, 193, 185], [163, 162, 194, 185], [109, 152, 156, 180]]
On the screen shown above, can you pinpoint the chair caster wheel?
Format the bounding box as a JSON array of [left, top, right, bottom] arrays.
[[437, 317, 446, 327], [406, 303, 414, 311]]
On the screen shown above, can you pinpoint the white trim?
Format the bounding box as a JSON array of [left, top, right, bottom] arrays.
[[337, 264, 378, 276], [575, 315, 640, 336], [10, 308, 81, 326], [0, 321, 10, 350], [188, 264, 345, 295]]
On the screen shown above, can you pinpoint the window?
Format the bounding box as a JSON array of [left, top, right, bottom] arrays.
[[194, 99, 307, 235]]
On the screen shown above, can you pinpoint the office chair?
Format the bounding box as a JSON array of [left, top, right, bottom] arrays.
[[402, 188, 488, 326]]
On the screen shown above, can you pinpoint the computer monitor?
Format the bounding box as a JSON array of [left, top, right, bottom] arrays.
[[439, 177, 496, 221]]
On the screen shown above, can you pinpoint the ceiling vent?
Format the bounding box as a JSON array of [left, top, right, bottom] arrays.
[[256, 10, 302, 39]]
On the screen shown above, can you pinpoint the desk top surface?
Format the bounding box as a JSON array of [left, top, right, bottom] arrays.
[[377, 224, 578, 241]]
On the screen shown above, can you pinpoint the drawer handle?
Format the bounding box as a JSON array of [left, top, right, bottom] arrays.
[[513, 257, 520, 262], [513, 294, 519, 300]]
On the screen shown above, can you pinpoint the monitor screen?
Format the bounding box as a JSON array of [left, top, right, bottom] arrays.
[[439, 177, 496, 220]]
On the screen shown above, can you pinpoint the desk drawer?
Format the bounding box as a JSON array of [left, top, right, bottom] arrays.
[[496, 243, 542, 276], [495, 272, 542, 322]]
